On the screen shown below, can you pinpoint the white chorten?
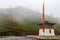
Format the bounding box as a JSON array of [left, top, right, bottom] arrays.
[[38, 21, 55, 36]]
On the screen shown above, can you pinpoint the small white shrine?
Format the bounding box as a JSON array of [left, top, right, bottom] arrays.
[[38, 21, 55, 36], [38, 2, 55, 36]]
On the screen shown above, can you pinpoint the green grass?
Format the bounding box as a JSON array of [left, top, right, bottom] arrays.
[[0, 27, 9, 32]]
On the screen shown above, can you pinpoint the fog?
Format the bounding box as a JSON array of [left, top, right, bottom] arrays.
[[0, 0, 60, 18]]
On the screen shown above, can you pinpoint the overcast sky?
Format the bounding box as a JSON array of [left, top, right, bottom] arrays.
[[0, 0, 60, 18]]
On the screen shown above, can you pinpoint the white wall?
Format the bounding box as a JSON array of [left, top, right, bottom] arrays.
[[39, 29, 55, 36]]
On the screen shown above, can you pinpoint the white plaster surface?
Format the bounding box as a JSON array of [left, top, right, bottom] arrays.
[[39, 29, 55, 36]]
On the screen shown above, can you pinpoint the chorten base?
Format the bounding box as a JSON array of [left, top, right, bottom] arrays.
[[39, 29, 55, 36]]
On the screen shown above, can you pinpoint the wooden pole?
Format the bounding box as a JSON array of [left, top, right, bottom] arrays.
[[42, 2, 45, 32]]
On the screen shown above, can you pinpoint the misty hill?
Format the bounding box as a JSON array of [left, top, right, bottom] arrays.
[[0, 7, 42, 24], [0, 6, 60, 36], [0, 6, 60, 24]]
